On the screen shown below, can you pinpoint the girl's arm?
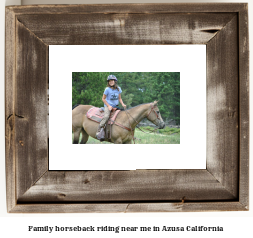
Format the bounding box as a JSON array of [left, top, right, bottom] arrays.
[[102, 94, 112, 111], [118, 94, 126, 109]]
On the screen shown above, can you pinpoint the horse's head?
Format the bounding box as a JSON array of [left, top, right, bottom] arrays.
[[146, 101, 166, 129]]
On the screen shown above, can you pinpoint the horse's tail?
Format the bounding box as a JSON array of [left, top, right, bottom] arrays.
[[72, 104, 80, 110]]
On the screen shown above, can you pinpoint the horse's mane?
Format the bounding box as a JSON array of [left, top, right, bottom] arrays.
[[72, 104, 80, 110], [126, 103, 151, 111]]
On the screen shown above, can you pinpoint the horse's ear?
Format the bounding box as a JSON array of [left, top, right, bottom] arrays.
[[154, 100, 159, 106]]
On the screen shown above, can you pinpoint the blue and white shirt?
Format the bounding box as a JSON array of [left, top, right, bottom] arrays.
[[103, 87, 122, 108]]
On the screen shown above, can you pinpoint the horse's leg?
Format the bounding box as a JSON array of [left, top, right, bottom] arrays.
[[80, 128, 89, 144], [73, 127, 81, 144], [114, 138, 123, 144], [123, 140, 132, 144]]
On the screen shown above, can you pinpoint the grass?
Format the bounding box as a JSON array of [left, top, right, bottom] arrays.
[[133, 129, 180, 144], [73, 126, 180, 144], [139, 126, 180, 136]]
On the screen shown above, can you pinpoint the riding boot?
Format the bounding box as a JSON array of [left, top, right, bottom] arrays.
[[96, 125, 105, 140]]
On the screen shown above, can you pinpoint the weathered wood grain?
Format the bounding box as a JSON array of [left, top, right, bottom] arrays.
[[238, 4, 249, 208], [10, 203, 133, 213], [16, 13, 235, 45], [7, 3, 246, 15], [206, 16, 239, 198], [18, 170, 236, 202], [15, 20, 48, 200], [10, 202, 247, 213], [5, 7, 17, 212], [126, 202, 248, 213]]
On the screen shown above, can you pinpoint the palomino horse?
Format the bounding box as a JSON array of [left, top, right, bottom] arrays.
[[72, 100, 165, 144]]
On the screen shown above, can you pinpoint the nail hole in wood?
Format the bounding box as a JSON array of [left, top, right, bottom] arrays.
[[84, 179, 90, 184], [57, 193, 66, 198]]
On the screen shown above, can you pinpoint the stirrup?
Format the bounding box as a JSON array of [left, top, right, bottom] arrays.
[[96, 125, 105, 140]]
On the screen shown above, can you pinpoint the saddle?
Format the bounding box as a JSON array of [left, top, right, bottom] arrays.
[[86, 107, 121, 124], [86, 107, 121, 141]]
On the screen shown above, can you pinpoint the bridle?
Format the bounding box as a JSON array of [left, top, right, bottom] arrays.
[[146, 104, 160, 123], [124, 103, 161, 144]]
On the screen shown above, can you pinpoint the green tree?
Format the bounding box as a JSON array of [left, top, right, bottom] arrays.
[[72, 72, 109, 107]]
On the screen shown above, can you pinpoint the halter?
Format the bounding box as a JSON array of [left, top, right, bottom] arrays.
[[146, 104, 159, 121]]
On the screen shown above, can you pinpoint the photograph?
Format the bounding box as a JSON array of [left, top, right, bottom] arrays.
[[72, 72, 180, 144]]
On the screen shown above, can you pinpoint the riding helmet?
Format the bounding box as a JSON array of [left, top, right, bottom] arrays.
[[107, 75, 117, 81]]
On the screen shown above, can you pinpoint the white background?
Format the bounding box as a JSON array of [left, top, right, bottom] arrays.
[[49, 45, 206, 170], [1, 0, 252, 237]]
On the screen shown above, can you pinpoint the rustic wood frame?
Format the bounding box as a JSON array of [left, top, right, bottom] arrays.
[[5, 4, 249, 213]]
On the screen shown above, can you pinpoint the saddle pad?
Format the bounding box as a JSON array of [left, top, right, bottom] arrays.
[[86, 107, 121, 124]]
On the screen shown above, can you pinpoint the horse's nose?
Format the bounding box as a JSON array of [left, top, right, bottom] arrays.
[[159, 122, 166, 129]]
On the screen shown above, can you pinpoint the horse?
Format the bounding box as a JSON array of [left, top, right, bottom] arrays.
[[72, 100, 165, 144]]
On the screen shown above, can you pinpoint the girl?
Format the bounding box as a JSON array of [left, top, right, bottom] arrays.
[[96, 75, 126, 138]]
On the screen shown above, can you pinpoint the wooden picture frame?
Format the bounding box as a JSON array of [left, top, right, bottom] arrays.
[[5, 3, 249, 213]]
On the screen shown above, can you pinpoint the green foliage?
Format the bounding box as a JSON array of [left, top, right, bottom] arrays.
[[139, 126, 180, 135], [72, 72, 109, 107], [121, 91, 134, 108], [72, 72, 180, 124]]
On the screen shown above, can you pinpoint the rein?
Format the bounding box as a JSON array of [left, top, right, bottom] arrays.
[[136, 124, 159, 134]]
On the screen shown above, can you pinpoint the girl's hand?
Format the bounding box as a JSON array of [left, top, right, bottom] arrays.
[[122, 103, 126, 109], [108, 105, 113, 111]]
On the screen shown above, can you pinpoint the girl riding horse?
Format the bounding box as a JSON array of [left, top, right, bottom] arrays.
[[96, 75, 126, 139]]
